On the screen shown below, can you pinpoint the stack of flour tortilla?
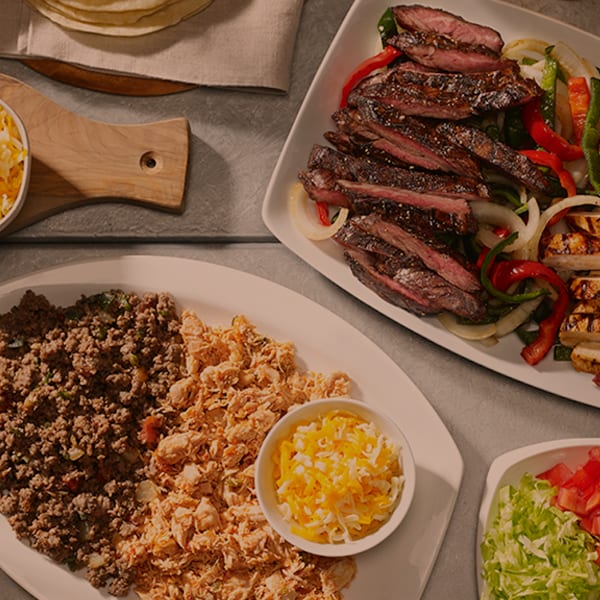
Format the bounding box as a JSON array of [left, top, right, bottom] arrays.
[[24, 0, 214, 36]]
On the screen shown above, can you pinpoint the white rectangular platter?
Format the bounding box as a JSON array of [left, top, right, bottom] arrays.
[[0, 256, 462, 600], [262, 0, 600, 407]]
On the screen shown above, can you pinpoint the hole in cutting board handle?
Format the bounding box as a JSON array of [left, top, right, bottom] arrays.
[[140, 151, 163, 174]]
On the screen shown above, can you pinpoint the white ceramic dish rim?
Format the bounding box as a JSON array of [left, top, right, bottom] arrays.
[[0, 98, 30, 232], [261, 0, 600, 408], [255, 397, 417, 557], [0, 255, 463, 600], [476, 438, 600, 598]]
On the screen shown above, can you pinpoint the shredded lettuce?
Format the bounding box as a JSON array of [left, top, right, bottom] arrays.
[[481, 473, 600, 599]]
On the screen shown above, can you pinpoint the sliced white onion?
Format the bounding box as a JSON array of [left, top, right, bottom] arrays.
[[519, 197, 541, 250], [554, 79, 573, 140], [502, 38, 549, 63], [437, 311, 496, 341], [514, 195, 600, 261], [550, 41, 599, 83], [494, 296, 545, 338], [565, 157, 590, 188], [470, 197, 540, 252], [288, 181, 349, 241]]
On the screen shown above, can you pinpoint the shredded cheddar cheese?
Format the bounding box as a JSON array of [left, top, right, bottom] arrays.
[[274, 409, 403, 544], [0, 105, 27, 218]]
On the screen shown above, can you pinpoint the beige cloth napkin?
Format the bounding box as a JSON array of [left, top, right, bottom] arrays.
[[0, 0, 305, 92]]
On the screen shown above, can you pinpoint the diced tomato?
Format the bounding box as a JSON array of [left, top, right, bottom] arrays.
[[563, 466, 597, 492], [586, 489, 600, 513], [590, 514, 600, 536], [537, 462, 573, 487], [62, 473, 81, 493], [590, 447, 600, 461], [139, 415, 163, 448], [556, 486, 588, 516], [583, 458, 600, 480]]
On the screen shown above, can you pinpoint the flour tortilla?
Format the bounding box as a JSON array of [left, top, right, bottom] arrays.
[[25, 0, 214, 36], [32, 0, 188, 25], [45, 0, 187, 11]]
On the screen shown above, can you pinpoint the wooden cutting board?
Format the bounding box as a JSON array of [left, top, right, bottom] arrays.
[[0, 73, 190, 234], [21, 59, 196, 96]]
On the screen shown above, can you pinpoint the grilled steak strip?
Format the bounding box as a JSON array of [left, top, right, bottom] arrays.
[[338, 224, 485, 319], [330, 107, 462, 171], [348, 64, 541, 120], [338, 179, 473, 219], [306, 144, 492, 201], [351, 197, 476, 235], [344, 247, 438, 315], [437, 121, 553, 195], [351, 99, 482, 177], [352, 213, 481, 292], [387, 30, 511, 73], [375, 254, 486, 319], [390, 5, 504, 54], [297, 168, 352, 208]]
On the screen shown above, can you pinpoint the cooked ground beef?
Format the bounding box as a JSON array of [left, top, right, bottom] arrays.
[[0, 289, 185, 596]]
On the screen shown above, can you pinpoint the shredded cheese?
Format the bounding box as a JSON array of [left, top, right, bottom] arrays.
[[274, 409, 403, 544], [0, 105, 27, 218]]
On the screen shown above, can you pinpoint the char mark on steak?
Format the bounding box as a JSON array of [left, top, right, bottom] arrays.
[[339, 225, 485, 319], [390, 5, 504, 54], [306, 144, 492, 201], [351, 196, 477, 235], [387, 30, 511, 73], [352, 99, 483, 178], [437, 121, 553, 195], [348, 63, 541, 120], [352, 213, 481, 292], [330, 107, 456, 171]]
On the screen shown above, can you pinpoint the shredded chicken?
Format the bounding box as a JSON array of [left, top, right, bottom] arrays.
[[120, 311, 356, 600]]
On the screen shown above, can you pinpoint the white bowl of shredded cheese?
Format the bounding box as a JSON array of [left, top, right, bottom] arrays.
[[255, 397, 416, 556], [0, 99, 30, 233]]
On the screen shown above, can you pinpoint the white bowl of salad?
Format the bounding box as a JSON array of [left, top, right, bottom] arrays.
[[255, 397, 416, 557], [478, 439, 600, 599], [0, 99, 30, 233]]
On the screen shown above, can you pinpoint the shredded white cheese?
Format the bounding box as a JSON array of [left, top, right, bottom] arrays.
[[274, 409, 403, 544], [0, 106, 27, 218]]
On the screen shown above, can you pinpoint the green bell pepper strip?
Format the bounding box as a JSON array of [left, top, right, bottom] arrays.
[[377, 7, 398, 46], [540, 48, 558, 126], [582, 77, 600, 193], [479, 232, 549, 305], [491, 259, 570, 365]]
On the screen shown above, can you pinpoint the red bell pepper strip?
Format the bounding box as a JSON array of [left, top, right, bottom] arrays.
[[568, 77, 591, 146], [480, 233, 549, 305], [315, 201, 331, 226], [339, 45, 402, 108], [520, 148, 577, 197], [521, 99, 584, 162], [491, 259, 570, 365]]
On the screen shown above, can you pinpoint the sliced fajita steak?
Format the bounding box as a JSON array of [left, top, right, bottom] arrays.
[[437, 121, 553, 195], [347, 63, 542, 120], [340, 231, 485, 319], [352, 213, 481, 292], [386, 30, 511, 73], [305, 144, 492, 201], [390, 5, 504, 54]]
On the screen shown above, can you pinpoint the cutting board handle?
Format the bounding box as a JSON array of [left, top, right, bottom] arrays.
[[0, 74, 190, 233]]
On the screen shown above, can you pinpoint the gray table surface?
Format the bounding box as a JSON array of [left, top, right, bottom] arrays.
[[1, 1, 600, 599]]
